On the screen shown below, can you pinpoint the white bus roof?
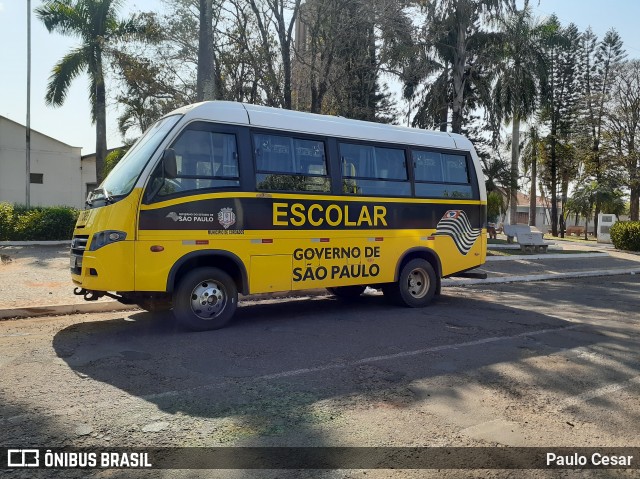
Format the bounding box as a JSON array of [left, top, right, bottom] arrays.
[[171, 101, 471, 152]]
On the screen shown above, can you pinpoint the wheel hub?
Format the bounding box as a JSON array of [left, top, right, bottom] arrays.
[[407, 268, 428, 298], [190, 280, 226, 320]]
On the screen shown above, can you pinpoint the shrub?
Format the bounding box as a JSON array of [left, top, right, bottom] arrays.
[[0, 202, 15, 241], [610, 221, 640, 252], [0, 203, 79, 241]]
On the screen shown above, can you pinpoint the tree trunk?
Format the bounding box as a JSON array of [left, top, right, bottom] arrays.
[[529, 156, 537, 226], [94, 60, 107, 185], [196, 0, 215, 102], [550, 133, 558, 236], [281, 35, 293, 110], [631, 185, 640, 221], [509, 116, 520, 225], [584, 219, 589, 240], [451, 20, 466, 134], [560, 175, 569, 238]]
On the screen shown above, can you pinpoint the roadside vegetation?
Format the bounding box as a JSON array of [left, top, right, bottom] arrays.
[[0, 203, 78, 241], [610, 221, 640, 252]]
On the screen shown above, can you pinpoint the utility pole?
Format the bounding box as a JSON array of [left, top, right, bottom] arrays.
[[26, 0, 32, 208]]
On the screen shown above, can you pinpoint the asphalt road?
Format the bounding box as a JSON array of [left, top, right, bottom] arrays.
[[1, 275, 640, 478]]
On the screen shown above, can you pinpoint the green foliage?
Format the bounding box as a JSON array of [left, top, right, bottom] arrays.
[[610, 221, 640, 252], [104, 147, 129, 178], [0, 203, 79, 241], [0, 203, 15, 241], [487, 191, 504, 223]]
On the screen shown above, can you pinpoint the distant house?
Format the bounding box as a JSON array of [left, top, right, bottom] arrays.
[[0, 116, 96, 209], [497, 189, 552, 228]]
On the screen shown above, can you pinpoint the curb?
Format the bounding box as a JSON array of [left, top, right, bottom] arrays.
[[443, 267, 640, 286], [0, 289, 329, 320], [0, 240, 70, 247], [3, 268, 640, 320], [486, 252, 608, 262], [0, 301, 136, 320]]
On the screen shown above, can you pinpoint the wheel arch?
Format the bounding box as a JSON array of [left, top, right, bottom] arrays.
[[167, 250, 249, 295], [394, 247, 442, 282]]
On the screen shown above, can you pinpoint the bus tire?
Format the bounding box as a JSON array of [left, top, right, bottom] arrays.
[[384, 259, 436, 307], [327, 285, 366, 299], [173, 267, 237, 331]]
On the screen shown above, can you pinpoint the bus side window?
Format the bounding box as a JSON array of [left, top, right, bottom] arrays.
[[412, 149, 473, 199], [153, 127, 240, 198], [338, 142, 410, 196], [254, 133, 329, 193]]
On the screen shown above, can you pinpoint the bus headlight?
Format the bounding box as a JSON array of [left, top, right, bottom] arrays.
[[89, 230, 127, 251]]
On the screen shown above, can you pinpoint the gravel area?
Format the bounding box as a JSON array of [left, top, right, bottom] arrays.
[[0, 245, 111, 309]]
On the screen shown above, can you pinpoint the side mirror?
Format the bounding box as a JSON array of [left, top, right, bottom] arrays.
[[162, 148, 177, 178]]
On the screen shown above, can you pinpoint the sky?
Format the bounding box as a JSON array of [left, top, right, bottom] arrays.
[[2, 0, 640, 155]]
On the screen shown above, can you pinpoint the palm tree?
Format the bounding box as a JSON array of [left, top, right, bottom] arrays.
[[520, 123, 544, 226], [412, 0, 513, 133], [36, 0, 150, 183], [492, 6, 548, 225]]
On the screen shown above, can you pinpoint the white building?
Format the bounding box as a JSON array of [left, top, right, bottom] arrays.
[[0, 115, 96, 208]]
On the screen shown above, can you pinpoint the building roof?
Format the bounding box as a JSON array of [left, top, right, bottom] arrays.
[[496, 188, 550, 207], [516, 191, 549, 207], [0, 115, 80, 149]]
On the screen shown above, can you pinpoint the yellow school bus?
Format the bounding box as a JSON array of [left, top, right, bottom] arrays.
[[71, 101, 487, 330]]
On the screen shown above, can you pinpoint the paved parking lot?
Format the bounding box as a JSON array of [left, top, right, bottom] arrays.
[[1, 274, 640, 478]]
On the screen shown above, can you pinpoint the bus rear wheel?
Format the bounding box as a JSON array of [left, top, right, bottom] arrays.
[[173, 267, 237, 331], [383, 259, 436, 307], [327, 285, 366, 299]]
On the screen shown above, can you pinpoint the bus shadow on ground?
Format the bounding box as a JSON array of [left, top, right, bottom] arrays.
[[51, 283, 640, 445]]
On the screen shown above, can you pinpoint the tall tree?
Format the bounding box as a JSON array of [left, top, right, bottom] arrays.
[[539, 18, 582, 236], [36, 0, 149, 183], [492, 6, 548, 225], [608, 60, 640, 220], [414, 0, 514, 134], [196, 0, 218, 101], [247, 0, 302, 109], [520, 123, 544, 226], [578, 28, 626, 232]]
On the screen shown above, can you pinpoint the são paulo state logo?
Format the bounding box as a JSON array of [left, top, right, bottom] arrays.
[[217, 207, 236, 229]]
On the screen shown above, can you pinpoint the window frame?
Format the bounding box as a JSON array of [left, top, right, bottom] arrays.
[[410, 147, 479, 200], [144, 121, 243, 203], [250, 128, 331, 194], [337, 139, 411, 198]]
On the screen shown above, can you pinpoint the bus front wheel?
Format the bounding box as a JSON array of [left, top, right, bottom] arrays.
[[383, 259, 436, 307], [173, 267, 237, 331]]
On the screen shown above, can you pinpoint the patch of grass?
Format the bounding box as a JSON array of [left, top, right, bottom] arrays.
[[487, 238, 509, 245], [544, 234, 597, 243]]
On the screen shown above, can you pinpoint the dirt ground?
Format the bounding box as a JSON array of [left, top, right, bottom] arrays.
[[1, 274, 640, 478]]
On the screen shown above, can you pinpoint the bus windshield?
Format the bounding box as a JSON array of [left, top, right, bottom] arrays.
[[96, 114, 182, 201]]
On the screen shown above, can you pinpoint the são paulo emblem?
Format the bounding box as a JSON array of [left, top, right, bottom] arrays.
[[217, 207, 236, 229]]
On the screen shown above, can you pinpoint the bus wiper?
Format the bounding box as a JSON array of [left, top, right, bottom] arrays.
[[103, 189, 114, 204]]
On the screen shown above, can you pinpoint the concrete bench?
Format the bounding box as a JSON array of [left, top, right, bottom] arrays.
[[503, 224, 532, 243], [503, 224, 548, 253]]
